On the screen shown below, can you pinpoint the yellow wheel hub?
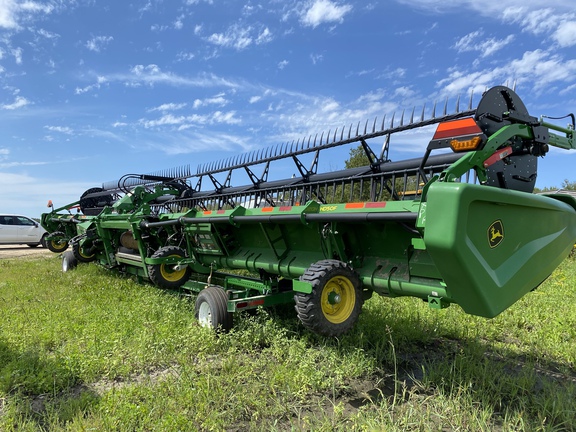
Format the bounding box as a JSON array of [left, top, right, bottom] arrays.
[[160, 255, 186, 282], [320, 275, 356, 324]]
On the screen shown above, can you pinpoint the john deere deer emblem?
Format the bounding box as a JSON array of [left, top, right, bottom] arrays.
[[488, 220, 504, 248]]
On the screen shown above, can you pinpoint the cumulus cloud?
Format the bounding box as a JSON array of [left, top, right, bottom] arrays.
[[0, 0, 54, 30], [1, 96, 30, 110], [436, 49, 576, 95], [300, 0, 352, 28]]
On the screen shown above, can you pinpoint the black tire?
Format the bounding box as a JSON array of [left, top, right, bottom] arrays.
[[72, 241, 96, 263], [294, 259, 363, 337], [27, 243, 39, 248], [195, 286, 233, 331], [147, 246, 191, 289], [62, 251, 78, 272], [46, 232, 69, 253]]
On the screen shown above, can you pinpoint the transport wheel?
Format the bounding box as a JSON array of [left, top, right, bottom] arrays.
[[294, 259, 363, 337], [62, 251, 78, 272], [46, 232, 69, 253], [147, 246, 191, 289], [195, 286, 233, 331], [72, 241, 96, 263]]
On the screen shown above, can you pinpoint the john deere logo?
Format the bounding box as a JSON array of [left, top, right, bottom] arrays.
[[488, 220, 504, 248]]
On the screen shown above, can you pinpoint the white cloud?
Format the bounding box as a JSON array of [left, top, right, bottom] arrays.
[[44, 126, 73, 134], [300, 0, 352, 28], [149, 102, 188, 112], [553, 20, 576, 47], [278, 60, 289, 70], [206, 24, 273, 50], [176, 51, 195, 61], [139, 110, 241, 129], [0, 0, 54, 30], [453, 30, 515, 57], [192, 95, 228, 108], [1, 96, 30, 110], [86, 35, 114, 52], [436, 49, 576, 95], [11, 47, 23, 64]]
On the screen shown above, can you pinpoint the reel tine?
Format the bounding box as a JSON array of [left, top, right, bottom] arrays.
[[390, 111, 395, 128], [400, 109, 405, 127], [333, 127, 338, 142], [380, 114, 386, 131], [355, 121, 360, 137], [320, 131, 325, 146], [363, 119, 368, 135], [340, 126, 344, 141], [372, 117, 377, 133], [443, 97, 448, 116], [468, 90, 474, 110], [348, 123, 352, 139], [432, 101, 437, 118], [420, 104, 426, 122], [455, 94, 460, 113], [410, 107, 415, 124]]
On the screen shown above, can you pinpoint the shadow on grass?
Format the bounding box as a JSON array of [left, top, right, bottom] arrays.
[[0, 338, 100, 429], [322, 305, 576, 429]]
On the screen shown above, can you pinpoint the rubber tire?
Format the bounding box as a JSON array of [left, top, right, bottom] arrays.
[[294, 259, 363, 337], [195, 286, 233, 331], [147, 246, 191, 289], [62, 251, 78, 272], [27, 243, 39, 248], [72, 241, 96, 263], [46, 232, 69, 253]]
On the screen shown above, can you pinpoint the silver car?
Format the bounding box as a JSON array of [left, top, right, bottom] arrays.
[[0, 214, 48, 248]]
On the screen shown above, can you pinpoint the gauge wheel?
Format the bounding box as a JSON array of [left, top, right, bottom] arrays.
[[294, 259, 363, 337], [147, 246, 191, 289], [46, 232, 69, 253], [195, 286, 233, 332], [62, 251, 78, 272], [72, 241, 96, 263]]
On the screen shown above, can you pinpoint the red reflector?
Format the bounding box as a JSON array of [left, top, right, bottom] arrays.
[[236, 299, 265, 309], [433, 118, 481, 140], [484, 146, 513, 168], [261, 207, 274, 212], [217, 210, 225, 214], [345, 203, 365, 209], [279, 206, 292, 211], [365, 202, 386, 208]]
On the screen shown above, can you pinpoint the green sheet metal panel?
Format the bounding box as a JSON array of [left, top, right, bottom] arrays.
[[424, 182, 576, 317]]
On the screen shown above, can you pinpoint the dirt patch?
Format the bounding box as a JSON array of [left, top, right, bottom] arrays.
[[0, 245, 56, 260]]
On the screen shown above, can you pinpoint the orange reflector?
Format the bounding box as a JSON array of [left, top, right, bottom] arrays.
[[450, 136, 482, 152], [203, 211, 212, 215], [261, 207, 274, 212], [433, 118, 482, 140], [345, 203, 365, 209]]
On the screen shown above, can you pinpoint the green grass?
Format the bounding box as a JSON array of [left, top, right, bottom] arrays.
[[1, 254, 575, 431]]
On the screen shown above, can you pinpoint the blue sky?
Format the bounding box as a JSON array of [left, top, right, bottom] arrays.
[[1, 0, 576, 217]]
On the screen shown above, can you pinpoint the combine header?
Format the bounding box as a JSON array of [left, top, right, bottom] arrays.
[[42, 86, 576, 337]]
